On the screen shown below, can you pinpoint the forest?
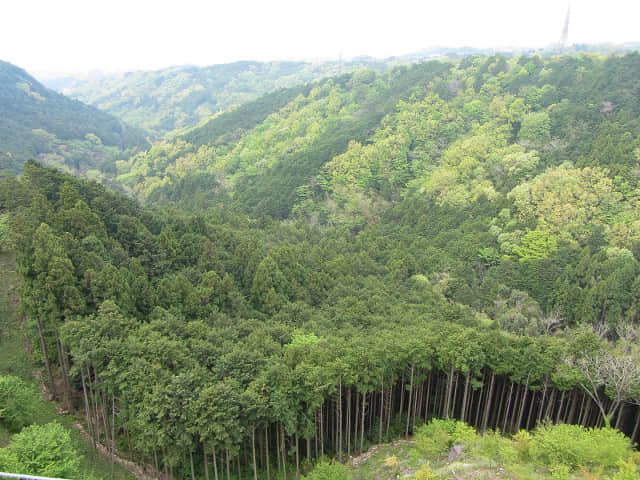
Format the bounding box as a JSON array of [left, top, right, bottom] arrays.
[[1, 52, 640, 480]]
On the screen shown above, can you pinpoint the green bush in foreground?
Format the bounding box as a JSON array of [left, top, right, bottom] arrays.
[[0, 422, 81, 478], [0, 375, 41, 432], [412, 419, 476, 459], [531, 423, 633, 470]]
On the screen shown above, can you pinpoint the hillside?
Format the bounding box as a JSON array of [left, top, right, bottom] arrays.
[[50, 60, 390, 136], [0, 60, 149, 177], [2, 52, 640, 480]]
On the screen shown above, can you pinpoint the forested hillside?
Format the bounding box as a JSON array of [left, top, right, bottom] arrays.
[[50, 60, 389, 136], [0, 60, 149, 177], [2, 52, 640, 480]]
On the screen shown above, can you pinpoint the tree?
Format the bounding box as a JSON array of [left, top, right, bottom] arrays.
[[0, 422, 81, 478], [566, 331, 640, 427]]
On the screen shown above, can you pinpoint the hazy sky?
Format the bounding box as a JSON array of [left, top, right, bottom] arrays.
[[3, 0, 639, 79]]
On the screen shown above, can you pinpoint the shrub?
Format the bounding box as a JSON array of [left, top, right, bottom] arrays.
[[531, 423, 633, 470], [470, 430, 515, 468], [412, 418, 476, 460], [0, 422, 81, 478], [0, 375, 41, 432]]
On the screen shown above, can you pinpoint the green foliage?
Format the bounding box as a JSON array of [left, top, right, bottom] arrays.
[[412, 419, 476, 459], [0, 422, 81, 478], [531, 423, 633, 470], [0, 376, 41, 432], [0, 60, 148, 175], [412, 464, 441, 480], [469, 430, 515, 468]]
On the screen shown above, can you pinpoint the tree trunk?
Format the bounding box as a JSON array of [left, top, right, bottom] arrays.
[[502, 382, 514, 433], [338, 377, 343, 462], [189, 451, 196, 480], [252, 426, 258, 480], [360, 392, 366, 454], [265, 427, 270, 480], [346, 387, 351, 458], [295, 432, 299, 479], [226, 448, 230, 480], [460, 373, 471, 423], [204, 445, 210, 480], [213, 448, 220, 480], [515, 375, 530, 431], [281, 422, 287, 480], [354, 391, 360, 455], [378, 379, 384, 444], [37, 317, 56, 397], [482, 372, 496, 432], [80, 369, 95, 448], [111, 395, 116, 480], [406, 365, 414, 439]]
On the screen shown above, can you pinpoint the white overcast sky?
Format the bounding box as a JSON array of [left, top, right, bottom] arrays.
[[2, 0, 639, 79]]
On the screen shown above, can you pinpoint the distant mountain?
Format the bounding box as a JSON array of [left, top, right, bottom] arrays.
[[47, 60, 389, 136], [0, 60, 149, 177]]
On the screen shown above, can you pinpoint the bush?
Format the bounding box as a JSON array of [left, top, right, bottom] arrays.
[[470, 430, 515, 468], [531, 423, 633, 470], [0, 422, 81, 478], [0, 375, 41, 432], [412, 418, 476, 460]]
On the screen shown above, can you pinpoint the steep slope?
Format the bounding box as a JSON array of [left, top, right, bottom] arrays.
[[0, 60, 148, 176], [50, 60, 389, 136]]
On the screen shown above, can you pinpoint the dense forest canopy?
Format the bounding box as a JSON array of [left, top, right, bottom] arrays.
[[2, 52, 640, 480], [49, 60, 391, 136], [0, 60, 149, 178]]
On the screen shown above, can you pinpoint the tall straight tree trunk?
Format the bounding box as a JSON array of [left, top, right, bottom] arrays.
[[252, 426, 258, 480], [295, 433, 299, 479], [189, 451, 196, 480], [203, 445, 210, 480], [406, 365, 414, 439], [226, 448, 231, 480], [451, 372, 459, 419], [37, 317, 55, 397], [264, 428, 270, 480], [544, 388, 557, 421], [80, 369, 95, 447], [360, 393, 366, 454], [338, 377, 343, 462], [460, 373, 471, 423], [444, 365, 454, 419], [346, 387, 351, 458], [281, 422, 287, 480], [566, 391, 578, 424], [502, 382, 514, 433], [385, 386, 392, 441], [526, 390, 536, 430], [319, 406, 324, 460], [556, 391, 566, 424], [424, 372, 432, 420], [354, 392, 360, 455], [378, 379, 384, 444], [482, 372, 496, 432], [111, 395, 116, 480], [474, 372, 485, 428], [213, 449, 220, 480], [398, 374, 405, 420], [515, 375, 530, 431], [538, 379, 549, 423]]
